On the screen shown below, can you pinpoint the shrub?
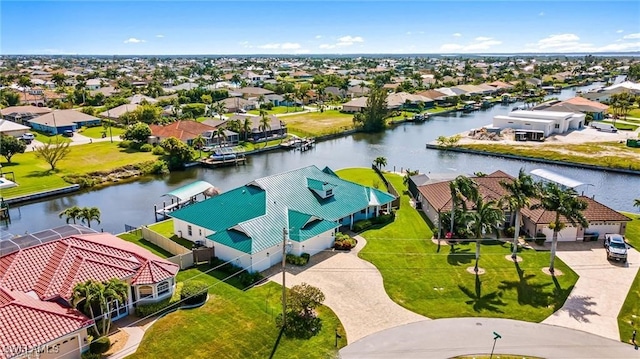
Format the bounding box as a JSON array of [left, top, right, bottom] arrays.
[[118, 140, 131, 148], [286, 253, 309, 266], [352, 220, 372, 232], [152, 146, 165, 155], [135, 282, 183, 317], [260, 102, 274, 110], [301, 252, 310, 262], [238, 272, 264, 288], [535, 232, 547, 245], [334, 233, 356, 250], [181, 280, 208, 306], [371, 212, 395, 225], [140, 144, 153, 152], [505, 226, 516, 238], [81, 352, 102, 359], [89, 336, 110, 354]]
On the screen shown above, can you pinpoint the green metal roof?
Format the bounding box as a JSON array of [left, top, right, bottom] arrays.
[[171, 165, 395, 254], [164, 180, 214, 202], [306, 178, 337, 192]]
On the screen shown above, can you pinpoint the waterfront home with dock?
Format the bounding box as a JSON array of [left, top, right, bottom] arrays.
[[491, 110, 585, 138]]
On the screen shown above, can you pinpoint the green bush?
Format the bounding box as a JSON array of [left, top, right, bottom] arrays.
[[238, 272, 264, 287], [334, 233, 357, 250], [152, 146, 165, 155], [135, 282, 183, 317], [352, 220, 372, 232], [118, 140, 132, 148], [301, 252, 310, 262], [181, 281, 208, 306], [260, 102, 274, 110], [89, 336, 110, 354], [286, 253, 309, 266], [140, 144, 153, 152], [371, 212, 395, 225], [505, 226, 516, 238], [81, 352, 102, 359]]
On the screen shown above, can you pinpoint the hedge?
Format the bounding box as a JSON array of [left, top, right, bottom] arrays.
[[181, 281, 209, 306], [352, 212, 396, 232], [286, 253, 309, 266], [334, 232, 357, 250], [134, 282, 183, 317], [89, 336, 110, 354]]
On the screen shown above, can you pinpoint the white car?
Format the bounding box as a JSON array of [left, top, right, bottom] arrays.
[[604, 234, 628, 263]]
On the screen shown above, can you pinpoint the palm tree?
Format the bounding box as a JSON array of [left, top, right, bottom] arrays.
[[213, 101, 226, 121], [71, 279, 128, 337], [192, 134, 206, 158], [242, 117, 252, 142], [214, 127, 227, 147], [101, 278, 129, 335], [402, 169, 419, 185], [373, 156, 387, 170], [18, 76, 31, 103], [78, 207, 101, 228], [59, 206, 82, 224], [51, 73, 66, 88], [71, 280, 100, 335], [531, 183, 588, 274], [500, 169, 538, 259], [259, 112, 271, 148], [283, 93, 293, 113], [467, 197, 504, 273], [634, 198, 640, 210], [447, 176, 479, 239]]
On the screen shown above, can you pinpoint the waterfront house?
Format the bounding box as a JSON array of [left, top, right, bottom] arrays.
[[492, 110, 585, 138], [148, 120, 233, 146], [28, 110, 101, 134], [235, 87, 274, 99], [221, 114, 286, 142], [0, 225, 179, 359], [532, 97, 609, 120], [99, 104, 139, 121], [386, 92, 435, 110], [416, 170, 630, 242], [341, 97, 368, 113], [169, 165, 395, 272]]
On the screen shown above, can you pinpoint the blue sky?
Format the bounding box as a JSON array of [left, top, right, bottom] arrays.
[[2, 1, 639, 55]]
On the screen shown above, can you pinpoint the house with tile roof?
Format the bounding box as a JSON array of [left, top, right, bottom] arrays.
[[532, 96, 609, 120], [169, 165, 395, 272], [416, 170, 630, 242], [0, 228, 179, 359], [28, 110, 101, 135]]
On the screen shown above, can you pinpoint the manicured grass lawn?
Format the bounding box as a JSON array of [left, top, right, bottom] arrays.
[[0, 142, 161, 199], [129, 265, 346, 359], [427, 106, 456, 114], [459, 142, 640, 171], [618, 212, 640, 344], [337, 168, 578, 322], [32, 131, 72, 144], [337, 167, 385, 188], [238, 136, 291, 151], [279, 110, 354, 137], [117, 232, 173, 259], [78, 126, 126, 139], [248, 106, 304, 116], [148, 219, 194, 249], [628, 108, 640, 118]]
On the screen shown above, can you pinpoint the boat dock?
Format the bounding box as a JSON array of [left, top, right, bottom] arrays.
[[281, 137, 315, 151], [154, 180, 219, 221], [200, 156, 246, 167]]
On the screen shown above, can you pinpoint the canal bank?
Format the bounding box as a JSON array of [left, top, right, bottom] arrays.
[[424, 144, 640, 176]]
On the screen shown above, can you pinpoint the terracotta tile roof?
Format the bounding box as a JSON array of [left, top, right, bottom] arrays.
[[0, 289, 91, 359], [521, 196, 631, 224], [150, 120, 215, 141], [560, 96, 609, 112], [131, 260, 179, 285]]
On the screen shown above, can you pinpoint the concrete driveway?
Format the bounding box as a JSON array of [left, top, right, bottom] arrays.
[[542, 241, 640, 341], [264, 235, 426, 343]]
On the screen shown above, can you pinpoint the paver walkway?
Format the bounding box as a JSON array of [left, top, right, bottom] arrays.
[[542, 241, 640, 340], [265, 235, 426, 343]]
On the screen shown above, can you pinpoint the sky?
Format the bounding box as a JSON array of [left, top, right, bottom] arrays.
[[1, 1, 639, 55]]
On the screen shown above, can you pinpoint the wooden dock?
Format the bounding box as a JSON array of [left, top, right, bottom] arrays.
[[199, 156, 246, 168]]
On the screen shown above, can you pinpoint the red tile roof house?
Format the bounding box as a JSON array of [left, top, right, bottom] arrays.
[[148, 120, 238, 146], [416, 170, 630, 242], [0, 229, 178, 359]]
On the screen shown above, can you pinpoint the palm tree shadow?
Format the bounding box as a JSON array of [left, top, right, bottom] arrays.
[[447, 247, 474, 266], [498, 261, 552, 308], [458, 274, 506, 313], [551, 276, 594, 321]]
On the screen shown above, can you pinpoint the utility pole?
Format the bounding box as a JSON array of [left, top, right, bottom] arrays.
[[281, 227, 289, 328]]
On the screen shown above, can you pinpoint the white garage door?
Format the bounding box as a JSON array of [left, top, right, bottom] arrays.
[[42, 335, 80, 359], [542, 225, 577, 242], [587, 224, 621, 239]]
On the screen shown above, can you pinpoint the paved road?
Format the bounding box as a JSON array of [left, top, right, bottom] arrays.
[[339, 318, 639, 359], [542, 241, 640, 341], [265, 235, 426, 343]]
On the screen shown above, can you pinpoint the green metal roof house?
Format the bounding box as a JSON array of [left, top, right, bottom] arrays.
[[169, 165, 395, 272]]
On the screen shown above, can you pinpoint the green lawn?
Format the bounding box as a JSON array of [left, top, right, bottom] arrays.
[[129, 265, 346, 359], [0, 142, 161, 199], [618, 213, 640, 344], [148, 219, 194, 249], [248, 106, 305, 116], [337, 168, 578, 322], [78, 126, 126, 139], [459, 142, 640, 171], [117, 232, 173, 259], [279, 110, 354, 137], [32, 131, 72, 144], [628, 108, 640, 118], [238, 136, 291, 152]]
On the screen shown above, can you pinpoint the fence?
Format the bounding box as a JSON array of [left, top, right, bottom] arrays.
[[140, 226, 192, 255], [371, 165, 401, 208], [167, 252, 194, 270]]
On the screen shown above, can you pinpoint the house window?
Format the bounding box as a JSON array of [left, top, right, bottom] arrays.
[[555, 124, 560, 129], [360, 209, 366, 214], [188, 225, 193, 236], [325, 189, 333, 196], [139, 285, 153, 298], [199, 229, 202, 236], [157, 281, 170, 296]]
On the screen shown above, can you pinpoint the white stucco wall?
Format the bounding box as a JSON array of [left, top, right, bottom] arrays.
[[172, 219, 214, 246], [540, 224, 578, 242], [214, 244, 252, 269]]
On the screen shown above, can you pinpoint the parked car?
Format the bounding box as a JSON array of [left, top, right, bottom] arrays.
[[62, 130, 74, 137], [19, 133, 34, 144], [604, 233, 628, 263]]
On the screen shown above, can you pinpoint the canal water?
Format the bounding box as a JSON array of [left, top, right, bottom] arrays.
[[3, 82, 638, 235]]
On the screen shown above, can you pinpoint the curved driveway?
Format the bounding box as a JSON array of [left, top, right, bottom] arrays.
[[266, 235, 426, 343], [339, 318, 638, 359]]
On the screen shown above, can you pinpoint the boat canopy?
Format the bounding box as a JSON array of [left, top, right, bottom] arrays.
[[164, 180, 214, 201], [530, 169, 584, 189]]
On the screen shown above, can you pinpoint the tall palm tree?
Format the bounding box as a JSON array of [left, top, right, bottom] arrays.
[[531, 183, 588, 274], [101, 278, 129, 335], [467, 197, 504, 273], [373, 156, 387, 169], [59, 206, 82, 224], [71, 280, 100, 336], [213, 101, 226, 121], [259, 112, 271, 148], [78, 207, 101, 228], [500, 169, 538, 259], [192, 134, 206, 158], [71, 279, 128, 337], [283, 93, 293, 113], [214, 127, 227, 147], [448, 176, 479, 239], [634, 198, 640, 209], [242, 117, 252, 142]]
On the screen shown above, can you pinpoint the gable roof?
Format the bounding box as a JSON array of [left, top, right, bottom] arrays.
[[0, 119, 30, 132], [149, 120, 216, 141], [521, 196, 631, 224], [0, 106, 51, 116], [28, 110, 99, 127], [99, 104, 139, 119], [171, 166, 395, 254]]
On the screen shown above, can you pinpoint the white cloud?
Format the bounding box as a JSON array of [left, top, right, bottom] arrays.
[[535, 33, 582, 49], [406, 31, 412, 35], [319, 35, 364, 49], [315, 35, 322, 39], [439, 37, 502, 52], [239, 41, 252, 48], [617, 29, 624, 33], [539, 12, 544, 16], [475, 36, 492, 41], [156, 34, 164, 38], [319, 44, 335, 49], [623, 33, 640, 39], [124, 37, 145, 44], [257, 42, 301, 50], [598, 42, 640, 51], [452, 33, 462, 37], [523, 33, 640, 52]]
